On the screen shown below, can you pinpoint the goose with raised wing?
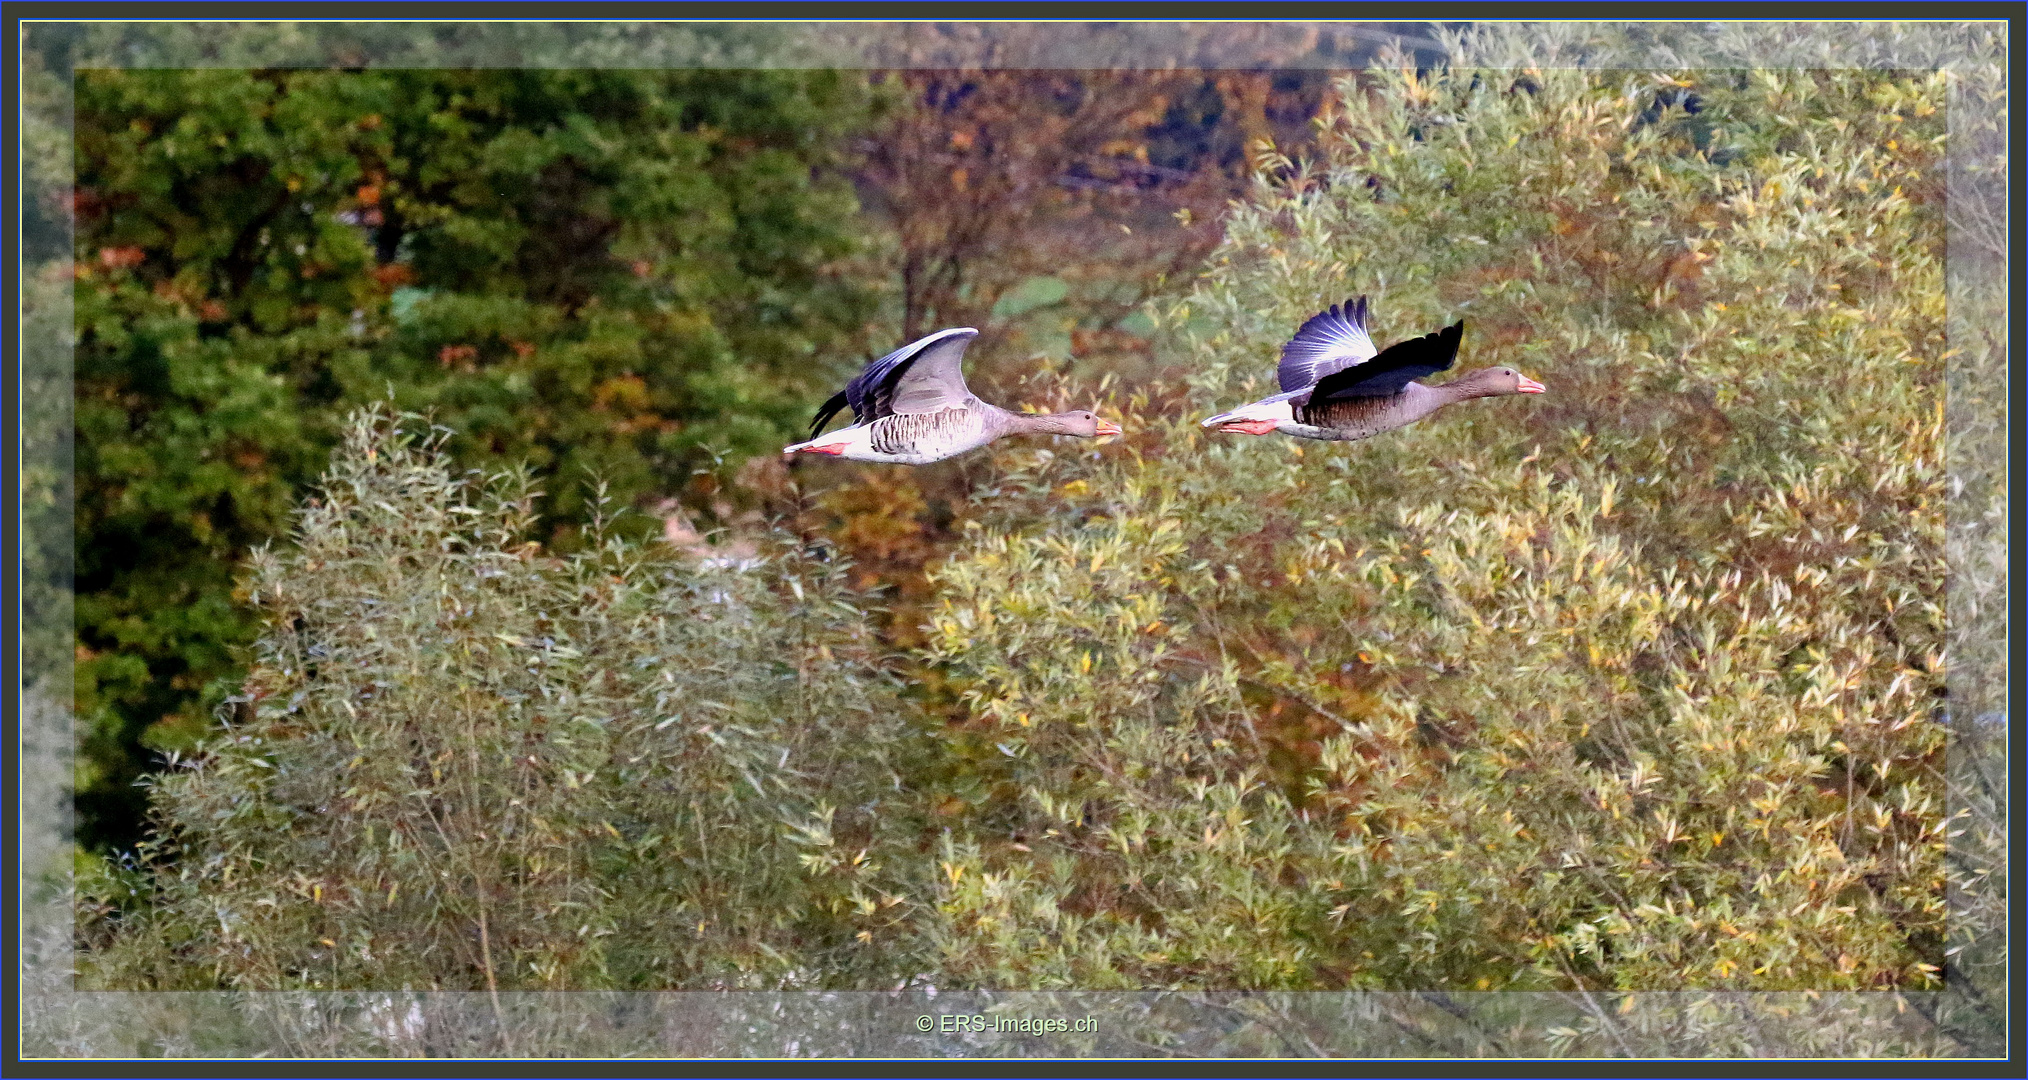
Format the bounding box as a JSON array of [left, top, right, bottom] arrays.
[[784, 327, 1122, 464], [1202, 297, 1543, 441]]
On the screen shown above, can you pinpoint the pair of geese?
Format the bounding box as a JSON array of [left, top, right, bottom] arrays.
[[782, 296, 1545, 464]]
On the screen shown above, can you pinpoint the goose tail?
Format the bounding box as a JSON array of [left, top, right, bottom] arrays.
[[1202, 396, 1295, 428]]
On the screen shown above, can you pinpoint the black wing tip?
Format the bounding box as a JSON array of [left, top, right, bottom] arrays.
[[808, 389, 849, 438], [1434, 320, 1464, 369]]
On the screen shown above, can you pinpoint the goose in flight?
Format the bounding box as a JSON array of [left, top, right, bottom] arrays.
[[784, 327, 1122, 464], [1202, 297, 1543, 441]]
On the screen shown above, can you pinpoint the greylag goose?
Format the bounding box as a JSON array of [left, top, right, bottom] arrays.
[[784, 327, 1122, 464], [1202, 297, 1543, 441]]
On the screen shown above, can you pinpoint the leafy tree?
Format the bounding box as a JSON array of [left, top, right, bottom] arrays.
[[60, 20, 2000, 1061], [917, 50, 1951, 994], [70, 66, 878, 850], [81, 409, 930, 992], [772, 34, 1356, 677]]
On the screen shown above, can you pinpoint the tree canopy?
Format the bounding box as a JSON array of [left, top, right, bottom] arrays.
[[70, 66, 878, 849], [54, 19, 2005, 1061], [85, 47, 1962, 1014]]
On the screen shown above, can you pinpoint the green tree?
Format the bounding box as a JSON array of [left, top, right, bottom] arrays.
[[81, 409, 930, 992], [71, 66, 878, 850], [61, 21, 1998, 1060]]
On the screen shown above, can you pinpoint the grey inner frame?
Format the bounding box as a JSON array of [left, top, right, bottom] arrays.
[[17, 19, 2007, 1060]]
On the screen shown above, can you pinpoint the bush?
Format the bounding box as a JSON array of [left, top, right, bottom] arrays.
[[918, 51, 1949, 993], [84, 27, 1967, 1023], [83, 408, 930, 991], [67, 63, 879, 850]]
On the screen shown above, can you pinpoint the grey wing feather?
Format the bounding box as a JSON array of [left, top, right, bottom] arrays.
[[812, 327, 980, 435], [886, 328, 979, 414], [1276, 296, 1376, 392]]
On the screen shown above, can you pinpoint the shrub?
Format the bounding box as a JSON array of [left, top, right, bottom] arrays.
[[918, 47, 1950, 994], [83, 408, 931, 991], [66, 63, 879, 849], [81, 24, 1974, 1033]]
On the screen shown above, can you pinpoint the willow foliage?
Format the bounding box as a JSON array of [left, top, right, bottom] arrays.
[[921, 57, 1949, 994], [82, 34, 1964, 1029], [82, 409, 929, 991]]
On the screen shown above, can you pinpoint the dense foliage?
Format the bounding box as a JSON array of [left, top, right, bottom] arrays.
[[63, 49, 1360, 857], [70, 67, 878, 848], [82, 409, 930, 991], [914, 59, 1953, 995], [85, 50, 1960, 1009], [54, 15, 2008, 1061]]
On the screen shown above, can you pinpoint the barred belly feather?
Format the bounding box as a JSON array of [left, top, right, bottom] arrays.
[[1291, 392, 1443, 441], [869, 409, 988, 462]]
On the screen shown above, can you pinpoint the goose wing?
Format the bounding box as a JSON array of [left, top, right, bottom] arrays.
[[1308, 320, 1463, 401], [808, 327, 980, 437], [1276, 296, 1377, 392]]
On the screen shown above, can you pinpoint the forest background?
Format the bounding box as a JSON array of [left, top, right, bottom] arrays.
[[19, 19, 2009, 1059]]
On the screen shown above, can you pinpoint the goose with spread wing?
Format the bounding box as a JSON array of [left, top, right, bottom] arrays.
[[784, 327, 1122, 464], [1202, 297, 1543, 441]]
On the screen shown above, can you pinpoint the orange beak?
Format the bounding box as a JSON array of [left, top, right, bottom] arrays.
[[1095, 419, 1124, 438], [1516, 375, 1546, 394]]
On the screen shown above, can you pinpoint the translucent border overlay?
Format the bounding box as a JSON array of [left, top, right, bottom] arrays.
[[17, 20, 2008, 1060]]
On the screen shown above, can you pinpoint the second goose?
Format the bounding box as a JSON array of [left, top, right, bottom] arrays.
[[1202, 297, 1543, 442]]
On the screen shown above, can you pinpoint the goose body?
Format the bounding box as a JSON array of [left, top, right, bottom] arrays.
[[785, 327, 1120, 464], [1203, 297, 1543, 441], [786, 405, 999, 465]]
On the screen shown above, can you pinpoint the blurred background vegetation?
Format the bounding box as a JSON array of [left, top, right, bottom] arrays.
[[22, 18, 2006, 1058]]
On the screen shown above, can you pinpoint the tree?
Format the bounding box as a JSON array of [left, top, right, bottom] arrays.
[[64, 21, 1996, 1060], [81, 410, 930, 993], [70, 66, 878, 850], [917, 41, 1951, 995], [774, 32, 1354, 671]]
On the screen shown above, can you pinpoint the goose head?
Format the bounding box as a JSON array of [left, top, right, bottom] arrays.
[[1023, 410, 1124, 438], [1448, 367, 1546, 397]]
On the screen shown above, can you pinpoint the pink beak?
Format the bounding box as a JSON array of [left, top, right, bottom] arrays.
[[1096, 419, 1124, 437], [1516, 375, 1547, 394]]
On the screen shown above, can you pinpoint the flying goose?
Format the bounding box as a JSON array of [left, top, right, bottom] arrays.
[[1202, 297, 1543, 441], [784, 327, 1122, 464]]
